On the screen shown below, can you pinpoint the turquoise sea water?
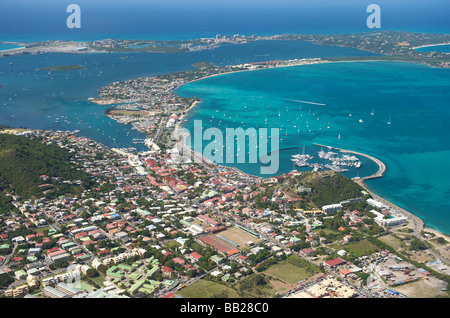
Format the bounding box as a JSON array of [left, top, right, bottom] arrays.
[[0, 43, 23, 51], [176, 61, 450, 234]]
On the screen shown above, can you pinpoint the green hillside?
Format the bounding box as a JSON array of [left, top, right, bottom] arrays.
[[0, 134, 92, 199], [294, 171, 364, 207]]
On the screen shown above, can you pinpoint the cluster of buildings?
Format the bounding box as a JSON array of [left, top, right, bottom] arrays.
[[2, 31, 450, 300], [0, 94, 444, 299], [92, 57, 327, 143]]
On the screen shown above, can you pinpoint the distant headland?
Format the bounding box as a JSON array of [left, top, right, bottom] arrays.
[[1, 31, 449, 68]]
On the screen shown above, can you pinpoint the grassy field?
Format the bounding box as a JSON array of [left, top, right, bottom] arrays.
[[177, 279, 239, 298], [78, 280, 98, 292], [89, 275, 107, 288], [378, 234, 405, 250], [34, 226, 51, 234], [394, 278, 448, 298], [164, 240, 182, 250], [236, 275, 280, 298], [264, 262, 312, 285], [334, 239, 381, 258], [218, 227, 262, 250], [252, 255, 321, 297]]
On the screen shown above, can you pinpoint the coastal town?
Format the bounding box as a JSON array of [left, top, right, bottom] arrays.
[[1, 31, 450, 300]]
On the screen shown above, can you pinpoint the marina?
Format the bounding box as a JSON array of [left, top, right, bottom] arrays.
[[290, 145, 362, 173]]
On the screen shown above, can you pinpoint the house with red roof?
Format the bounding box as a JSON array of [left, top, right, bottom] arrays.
[[25, 234, 36, 242], [227, 248, 240, 257], [323, 258, 346, 270], [189, 252, 203, 262], [237, 255, 251, 265], [300, 248, 314, 257], [173, 257, 185, 265], [161, 266, 173, 277]]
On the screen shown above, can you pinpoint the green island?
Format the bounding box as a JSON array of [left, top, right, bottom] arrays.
[[37, 65, 85, 71]]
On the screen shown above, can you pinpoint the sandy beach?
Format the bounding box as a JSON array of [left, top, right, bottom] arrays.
[[0, 46, 25, 54], [412, 42, 450, 50], [174, 100, 201, 132], [89, 98, 119, 105]]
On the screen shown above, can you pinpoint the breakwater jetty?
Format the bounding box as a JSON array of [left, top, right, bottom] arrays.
[[313, 143, 386, 181]]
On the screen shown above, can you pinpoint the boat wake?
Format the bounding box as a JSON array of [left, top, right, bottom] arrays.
[[280, 98, 326, 106]]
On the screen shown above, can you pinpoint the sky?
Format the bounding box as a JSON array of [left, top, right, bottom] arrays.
[[1, 0, 449, 41]]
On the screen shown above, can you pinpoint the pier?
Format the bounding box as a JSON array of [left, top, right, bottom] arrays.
[[313, 143, 386, 181]]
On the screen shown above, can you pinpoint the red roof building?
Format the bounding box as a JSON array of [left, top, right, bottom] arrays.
[[190, 252, 203, 262], [324, 258, 346, 269]]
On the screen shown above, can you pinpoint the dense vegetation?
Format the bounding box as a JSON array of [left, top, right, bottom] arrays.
[[37, 65, 84, 71], [0, 273, 14, 289], [0, 134, 92, 199], [0, 194, 16, 213]]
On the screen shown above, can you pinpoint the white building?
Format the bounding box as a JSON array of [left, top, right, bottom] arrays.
[[322, 203, 342, 213], [370, 210, 408, 227], [367, 198, 386, 209]]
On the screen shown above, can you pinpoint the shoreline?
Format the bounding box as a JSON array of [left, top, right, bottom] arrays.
[[314, 143, 450, 258], [412, 42, 450, 50], [89, 98, 119, 106], [87, 53, 450, 243], [0, 46, 25, 53], [174, 100, 201, 131], [177, 58, 419, 89]]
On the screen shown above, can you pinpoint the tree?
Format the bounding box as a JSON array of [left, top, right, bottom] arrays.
[[409, 238, 428, 251], [0, 273, 14, 289]]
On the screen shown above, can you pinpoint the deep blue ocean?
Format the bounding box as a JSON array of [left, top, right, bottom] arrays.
[[1, 0, 450, 234]]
